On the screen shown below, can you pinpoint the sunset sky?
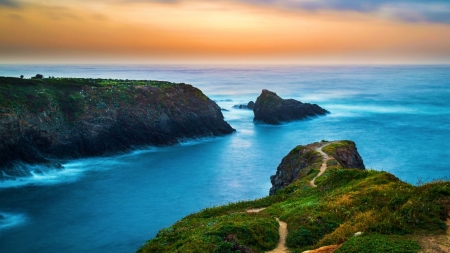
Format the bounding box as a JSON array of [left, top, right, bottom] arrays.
[[1, 0, 450, 64]]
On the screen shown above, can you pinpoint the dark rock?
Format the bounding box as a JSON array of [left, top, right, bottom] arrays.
[[269, 143, 322, 195], [253, 89, 328, 124], [232, 101, 254, 110], [324, 141, 365, 170], [0, 77, 234, 178], [221, 108, 229, 111]]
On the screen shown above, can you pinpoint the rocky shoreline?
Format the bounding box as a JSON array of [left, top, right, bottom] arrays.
[[0, 77, 234, 179]]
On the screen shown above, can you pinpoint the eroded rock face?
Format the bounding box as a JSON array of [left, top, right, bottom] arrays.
[[269, 141, 365, 195], [253, 90, 328, 124], [0, 78, 234, 179], [269, 143, 322, 195], [325, 141, 365, 170]]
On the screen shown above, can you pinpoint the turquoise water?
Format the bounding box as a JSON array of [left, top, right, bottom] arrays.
[[0, 65, 449, 252]]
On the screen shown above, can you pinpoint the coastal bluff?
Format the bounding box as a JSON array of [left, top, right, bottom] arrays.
[[0, 77, 234, 179], [269, 140, 365, 195], [253, 89, 328, 124], [138, 140, 450, 253]]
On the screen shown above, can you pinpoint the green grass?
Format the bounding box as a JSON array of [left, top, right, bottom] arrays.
[[137, 212, 279, 253], [137, 142, 450, 253], [0, 76, 178, 121], [322, 140, 356, 157], [335, 234, 421, 253]]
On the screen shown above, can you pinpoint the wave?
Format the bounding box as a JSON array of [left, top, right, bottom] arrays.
[[0, 212, 27, 231], [0, 164, 83, 188], [0, 136, 228, 189]]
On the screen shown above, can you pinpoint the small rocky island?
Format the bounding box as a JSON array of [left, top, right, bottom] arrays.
[[253, 89, 328, 124], [0, 77, 234, 179]]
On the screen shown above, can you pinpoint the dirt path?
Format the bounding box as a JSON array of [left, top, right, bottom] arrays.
[[418, 217, 450, 252], [246, 142, 337, 253], [310, 143, 333, 187], [246, 208, 289, 253], [266, 218, 289, 253]]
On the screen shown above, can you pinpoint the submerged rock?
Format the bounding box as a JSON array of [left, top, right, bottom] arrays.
[[232, 101, 255, 110], [0, 77, 234, 178], [253, 89, 328, 124]]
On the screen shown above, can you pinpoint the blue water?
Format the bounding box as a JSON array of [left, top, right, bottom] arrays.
[[0, 64, 449, 252]]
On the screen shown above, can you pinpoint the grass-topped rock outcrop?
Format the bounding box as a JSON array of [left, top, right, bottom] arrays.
[[138, 140, 450, 253], [269, 140, 365, 195], [0, 76, 234, 179], [253, 89, 328, 124], [322, 140, 365, 170]]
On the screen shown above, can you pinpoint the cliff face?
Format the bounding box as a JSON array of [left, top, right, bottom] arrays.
[[322, 140, 365, 170], [0, 77, 234, 179], [253, 89, 328, 124], [269, 141, 365, 195], [269, 143, 322, 195]]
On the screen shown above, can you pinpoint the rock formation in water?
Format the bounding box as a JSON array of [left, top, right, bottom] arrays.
[[232, 101, 254, 110], [253, 89, 328, 124], [0, 77, 234, 179], [269, 140, 365, 195]]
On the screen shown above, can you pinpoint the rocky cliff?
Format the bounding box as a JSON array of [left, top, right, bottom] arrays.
[[269, 140, 365, 195], [269, 143, 323, 195], [0, 77, 234, 179], [253, 89, 328, 124], [322, 140, 365, 170]]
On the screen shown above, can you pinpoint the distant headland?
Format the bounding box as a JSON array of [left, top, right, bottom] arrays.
[[0, 76, 234, 180]]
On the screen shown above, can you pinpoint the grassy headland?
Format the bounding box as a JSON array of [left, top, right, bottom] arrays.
[[0, 76, 232, 176], [0, 76, 183, 119], [138, 141, 449, 253]]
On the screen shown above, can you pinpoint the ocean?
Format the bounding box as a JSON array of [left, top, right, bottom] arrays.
[[0, 64, 449, 252]]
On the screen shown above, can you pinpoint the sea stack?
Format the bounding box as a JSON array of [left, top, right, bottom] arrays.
[[253, 89, 328, 124]]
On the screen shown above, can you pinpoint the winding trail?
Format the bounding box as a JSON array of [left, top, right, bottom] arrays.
[[246, 142, 337, 253], [310, 143, 333, 188], [246, 208, 289, 253], [266, 218, 289, 253]]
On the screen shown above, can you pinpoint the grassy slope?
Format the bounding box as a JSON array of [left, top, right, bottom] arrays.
[[0, 77, 181, 118], [138, 141, 450, 253]]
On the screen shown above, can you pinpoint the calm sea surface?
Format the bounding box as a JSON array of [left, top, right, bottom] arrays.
[[0, 65, 449, 252]]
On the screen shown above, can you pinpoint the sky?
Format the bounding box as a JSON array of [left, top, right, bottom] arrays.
[[1, 0, 450, 64]]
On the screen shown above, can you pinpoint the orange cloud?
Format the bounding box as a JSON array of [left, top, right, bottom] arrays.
[[1, 0, 450, 64]]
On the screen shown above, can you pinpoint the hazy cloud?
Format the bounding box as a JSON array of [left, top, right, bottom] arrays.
[[4, 0, 450, 23], [0, 0, 19, 7], [275, 0, 450, 23], [120, 0, 450, 23]]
